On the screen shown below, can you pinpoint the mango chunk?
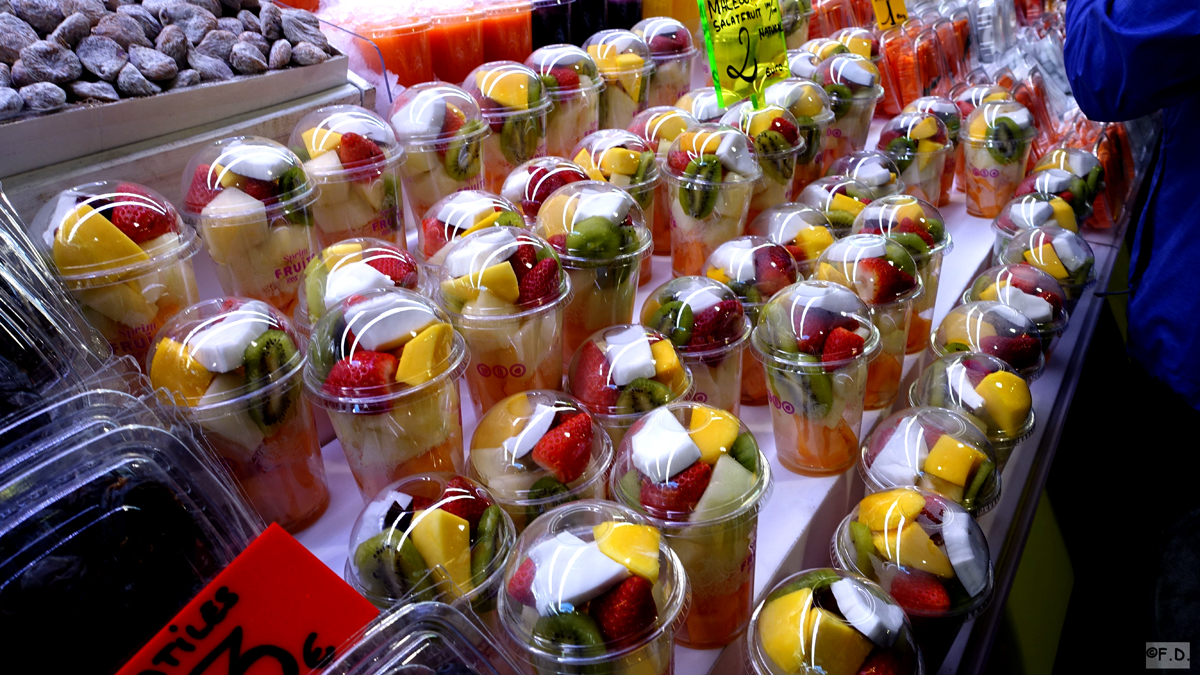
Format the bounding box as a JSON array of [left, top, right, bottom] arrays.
[[795, 226, 835, 259], [829, 192, 866, 215], [150, 338, 214, 407], [53, 203, 149, 274], [758, 587, 814, 672], [1024, 243, 1069, 280], [872, 522, 955, 578], [396, 322, 453, 386], [857, 489, 925, 531], [410, 508, 473, 596], [302, 127, 343, 158], [688, 407, 740, 464], [924, 435, 989, 487], [805, 607, 874, 675], [594, 521, 661, 583], [650, 339, 684, 390], [975, 371, 1032, 434]]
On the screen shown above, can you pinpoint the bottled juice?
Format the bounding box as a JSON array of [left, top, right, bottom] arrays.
[[429, 6, 485, 84], [356, 18, 434, 87], [606, 0, 641, 30], [483, 0, 534, 63], [572, 0, 606, 47]]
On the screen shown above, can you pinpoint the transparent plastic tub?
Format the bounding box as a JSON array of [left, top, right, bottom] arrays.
[[721, 102, 806, 228], [828, 150, 907, 200], [634, 17, 696, 108], [877, 111, 952, 203], [415, 190, 525, 271], [295, 237, 421, 335], [503, 157, 590, 224], [813, 54, 884, 168], [464, 61, 553, 195], [1014, 168, 1094, 224], [787, 49, 822, 79], [997, 225, 1096, 309], [583, 29, 656, 130], [950, 83, 1012, 191], [930, 300, 1047, 382], [628, 106, 699, 255], [903, 95, 963, 206], [746, 202, 836, 277], [989, 192, 1077, 264], [525, 44, 604, 157], [797, 175, 875, 237], [781, 0, 815, 49], [675, 86, 731, 123], [832, 26, 882, 62], [762, 78, 835, 195], [964, 263, 1069, 355], [1029, 145, 1105, 223], [961, 100, 1036, 217]]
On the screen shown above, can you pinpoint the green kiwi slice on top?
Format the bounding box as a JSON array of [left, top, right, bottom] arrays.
[[244, 329, 300, 436], [985, 117, 1025, 165]]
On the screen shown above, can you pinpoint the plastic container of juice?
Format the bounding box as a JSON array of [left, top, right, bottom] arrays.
[[525, 44, 604, 158], [464, 60, 553, 195], [910, 20, 953, 98], [878, 25, 922, 118], [483, 0, 534, 63], [532, 0, 574, 48], [633, 17, 696, 108], [763, 78, 836, 195], [583, 29, 656, 130], [352, 13, 433, 87], [811, 0, 856, 39], [428, 0, 486, 85]]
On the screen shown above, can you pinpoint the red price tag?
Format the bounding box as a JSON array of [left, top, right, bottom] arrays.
[[119, 524, 378, 675]]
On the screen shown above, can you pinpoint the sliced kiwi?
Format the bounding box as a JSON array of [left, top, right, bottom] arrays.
[[277, 167, 313, 226], [617, 469, 641, 505], [798, 354, 834, 417], [679, 154, 722, 219], [824, 84, 853, 120], [495, 210, 523, 228], [382, 174, 400, 217], [470, 505, 502, 587], [633, 151, 656, 184], [824, 209, 858, 236], [729, 432, 759, 474], [500, 113, 543, 166], [567, 217, 622, 259], [925, 217, 945, 242], [1065, 176, 1090, 217], [849, 520, 876, 576], [985, 117, 1024, 165], [944, 340, 971, 353], [961, 460, 995, 512], [532, 611, 606, 662], [244, 330, 299, 436], [728, 280, 763, 304], [303, 255, 329, 322], [353, 531, 434, 602], [885, 137, 916, 173], [615, 377, 672, 415], [890, 232, 930, 257], [1085, 165, 1104, 197], [796, 118, 821, 164], [754, 130, 796, 183], [524, 476, 574, 524], [885, 249, 917, 277], [444, 119, 484, 180], [647, 300, 694, 346], [1068, 260, 1093, 287], [766, 568, 841, 602]]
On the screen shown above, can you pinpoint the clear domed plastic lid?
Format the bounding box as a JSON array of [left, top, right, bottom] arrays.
[[964, 263, 1068, 334], [565, 324, 692, 416], [749, 568, 921, 675], [632, 17, 696, 59], [832, 27, 882, 60], [963, 100, 1037, 145], [675, 87, 732, 123], [747, 203, 836, 269], [780, 0, 815, 28], [497, 500, 687, 662], [797, 176, 876, 236], [826, 151, 905, 199], [1031, 146, 1103, 184], [469, 390, 613, 504], [463, 61, 553, 121], [628, 106, 699, 154], [851, 194, 951, 259], [787, 49, 822, 79], [583, 29, 656, 79], [418, 190, 524, 264], [180, 136, 316, 219], [951, 83, 1011, 116], [813, 53, 884, 100], [1015, 169, 1093, 220], [878, 111, 951, 165], [904, 95, 962, 142], [298, 238, 420, 327], [502, 157, 590, 218], [148, 297, 304, 408], [289, 105, 401, 180], [802, 38, 849, 60], [610, 401, 769, 521], [436, 228, 569, 318], [911, 352, 1035, 443], [346, 472, 515, 607], [834, 487, 993, 617], [525, 44, 603, 97], [999, 225, 1096, 289], [720, 102, 805, 159], [32, 180, 198, 282], [860, 407, 1000, 516], [931, 301, 1046, 380], [661, 123, 762, 184], [763, 78, 835, 128], [388, 82, 487, 148], [571, 129, 658, 188], [703, 236, 800, 305], [750, 280, 879, 367], [640, 276, 751, 354], [304, 287, 467, 409], [534, 181, 652, 264], [992, 192, 1078, 237], [813, 234, 923, 306]]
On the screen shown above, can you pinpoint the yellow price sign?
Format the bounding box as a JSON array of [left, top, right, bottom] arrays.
[[696, 0, 790, 109], [872, 0, 908, 30]]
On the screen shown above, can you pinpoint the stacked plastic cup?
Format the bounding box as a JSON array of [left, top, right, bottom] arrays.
[[463, 61, 552, 195], [721, 102, 807, 227], [746, 202, 836, 277], [828, 150, 907, 200], [633, 17, 696, 107], [960, 100, 1037, 217], [295, 237, 421, 336], [813, 54, 885, 169], [627, 106, 699, 255], [878, 111, 953, 203], [583, 29, 656, 130], [997, 225, 1096, 309], [763, 78, 836, 195], [930, 301, 1047, 382], [964, 263, 1070, 355]]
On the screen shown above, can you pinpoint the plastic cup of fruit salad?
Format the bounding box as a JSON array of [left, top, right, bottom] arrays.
[[703, 237, 800, 406], [747, 202, 836, 278], [415, 190, 526, 275], [780, 0, 814, 49], [295, 238, 421, 336], [720, 102, 806, 227], [960, 100, 1037, 218], [497, 499, 688, 675], [989, 192, 1078, 265], [1015, 168, 1095, 225], [750, 281, 880, 476], [147, 297, 328, 531], [950, 83, 1012, 192], [813, 54, 885, 170], [180, 136, 319, 316], [878, 111, 952, 204], [571, 129, 660, 286], [997, 225, 1096, 310], [832, 26, 883, 63], [930, 300, 1047, 383], [633, 17, 695, 108], [832, 487, 993, 671], [675, 86, 731, 123], [851, 195, 952, 355], [964, 263, 1070, 356], [746, 568, 922, 675], [1030, 145, 1106, 221], [388, 82, 490, 235], [32, 181, 202, 365], [464, 61, 552, 195], [827, 150, 907, 200], [802, 37, 849, 61], [303, 287, 469, 499], [609, 402, 770, 648], [903, 95, 963, 206], [289, 105, 406, 248], [502, 156, 590, 226], [787, 49, 821, 79], [860, 407, 1001, 516], [534, 181, 653, 366], [910, 352, 1034, 471], [524, 44, 604, 159], [436, 228, 572, 415], [763, 78, 836, 196], [583, 29, 655, 131], [661, 124, 762, 277], [641, 276, 751, 415], [469, 390, 614, 533], [628, 106, 699, 255], [797, 175, 875, 238], [565, 324, 693, 448], [813, 235, 923, 410]]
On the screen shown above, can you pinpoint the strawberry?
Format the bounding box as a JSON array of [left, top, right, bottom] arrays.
[[509, 244, 539, 280], [690, 299, 743, 345], [980, 334, 1041, 369], [366, 254, 418, 289], [857, 650, 903, 675], [920, 493, 946, 524], [894, 218, 935, 246], [531, 412, 593, 483], [422, 217, 448, 259], [441, 104, 466, 136], [411, 495, 435, 512], [110, 195, 177, 244], [753, 245, 796, 295], [507, 558, 537, 606], [856, 257, 916, 304], [959, 356, 993, 386], [1037, 289, 1063, 317], [237, 176, 280, 204], [547, 233, 568, 253], [822, 326, 865, 364], [531, 165, 587, 204], [589, 576, 658, 644], [1007, 272, 1040, 294], [337, 132, 386, 183], [794, 308, 858, 355], [784, 244, 809, 263], [572, 341, 617, 408], [323, 351, 397, 401], [184, 164, 223, 212], [518, 257, 560, 306], [639, 461, 712, 518], [888, 568, 951, 613], [648, 32, 687, 55], [546, 66, 580, 89], [770, 116, 800, 146], [438, 476, 492, 529], [667, 149, 692, 173]]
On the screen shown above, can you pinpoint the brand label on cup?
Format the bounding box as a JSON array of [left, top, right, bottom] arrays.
[[872, 0, 908, 30], [697, 0, 790, 109], [477, 363, 528, 378]]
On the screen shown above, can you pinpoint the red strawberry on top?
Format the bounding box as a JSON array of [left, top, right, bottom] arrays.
[[588, 576, 658, 644], [438, 476, 492, 528], [366, 254, 418, 289], [888, 568, 951, 613], [794, 308, 858, 355], [894, 219, 935, 246], [547, 233, 568, 254], [546, 66, 580, 89], [980, 334, 1041, 369], [237, 176, 280, 204], [573, 341, 617, 408], [959, 356, 993, 386], [442, 104, 466, 136], [323, 351, 397, 400], [753, 245, 796, 295], [1007, 273, 1039, 295], [184, 164, 223, 212], [518, 257, 560, 306], [1037, 289, 1063, 317], [769, 116, 800, 146], [507, 558, 537, 606], [857, 650, 903, 675], [667, 150, 692, 173], [639, 460, 712, 518], [784, 244, 810, 263], [532, 412, 593, 483], [509, 244, 539, 280], [338, 132, 386, 183], [110, 194, 177, 244], [856, 257, 916, 304], [822, 326, 865, 365], [690, 299, 743, 345], [648, 32, 687, 55], [422, 217, 449, 258]]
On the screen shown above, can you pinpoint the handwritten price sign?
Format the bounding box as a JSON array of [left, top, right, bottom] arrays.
[[697, 0, 790, 109], [871, 0, 908, 30]]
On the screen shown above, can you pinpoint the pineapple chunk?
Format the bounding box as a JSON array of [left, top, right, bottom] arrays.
[[857, 489, 925, 531], [688, 407, 740, 464], [410, 508, 474, 596], [396, 322, 453, 386], [324, 242, 364, 266], [441, 262, 520, 304], [53, 203, 149, 274], [594, 522, 661, 583], [76, 282, 158, 328], [199, 188, 269, 264]]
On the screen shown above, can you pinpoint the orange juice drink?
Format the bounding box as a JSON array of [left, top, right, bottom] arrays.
[[428, 3, 485, 85], [354, 15, 433, 86], [483, 0, 533, 63]]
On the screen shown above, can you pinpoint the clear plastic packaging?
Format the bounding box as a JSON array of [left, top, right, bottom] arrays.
[[1014, 167, 1093, 223], [633, 17, 696, 108], [416, 190, 525, 269], [296, 238, 420, 334], [997, 225, 1095, 307], [781, 0, 815, 49], [832, 27, 882, 62], [877, 111, 952, 203], [746, 202, 836, 277], [930, 300, 1047, 381], [1029, 145, 1105, 222], [762, 78, 836, 195], [526, 44, 605, 158], [961, 100, 1036, 217], [628, 106, 700, 254], [903, 95, 963, 206], [989, 192, 1077, 263], [464, 61, 553, 194], [787, 48, 822, 79], [503, 157, 591, 224], [827, 151, 907, 200], [951, 83, 1013, 192], [878, 26, 922, 118], [797, 175, 876, 237], [721, 102, 806, 227], [583, 29, 656, 130], [964, 263, 1069, 354], [813, 54, 885, 167], [674, 86, 731, 123]]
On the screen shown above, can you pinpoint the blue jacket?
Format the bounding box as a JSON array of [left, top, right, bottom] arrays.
[[1065, 0, 1200, 410]]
